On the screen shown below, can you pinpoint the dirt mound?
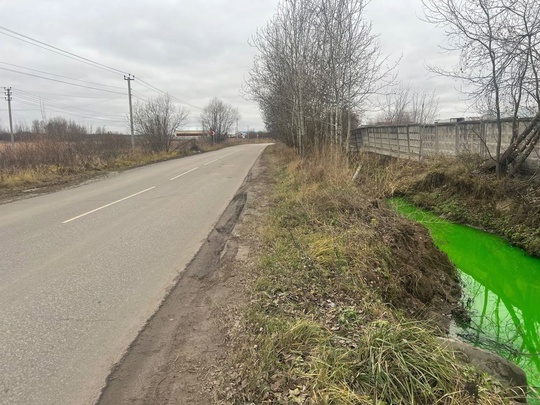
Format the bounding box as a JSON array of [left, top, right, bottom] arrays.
[[221, 146, 508, 404], [375, 210, 461, 326]]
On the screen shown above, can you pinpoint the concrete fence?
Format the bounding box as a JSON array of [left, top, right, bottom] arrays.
[[351, 118, 540, 172]]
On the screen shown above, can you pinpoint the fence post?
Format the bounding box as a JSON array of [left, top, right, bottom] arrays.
[[406, 125, 411, 159], [480, 121, 486, 157], [455, 122, 460, 156], [419, 125, 424, 160], [395, 126, 399, 157]]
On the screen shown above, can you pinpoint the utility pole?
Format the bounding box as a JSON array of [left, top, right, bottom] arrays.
[[124, 74, 135, 151], [4, 87, 13, 145]]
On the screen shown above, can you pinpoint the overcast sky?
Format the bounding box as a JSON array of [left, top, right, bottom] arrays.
[[0, 0, 471, 134]]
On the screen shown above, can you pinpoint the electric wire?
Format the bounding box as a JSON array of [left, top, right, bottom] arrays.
[[17, 97, 123, 119], [16, 99, 125, 123], [0, 61, 125, 90], [16, 92, 125, 121], [0, 26, 201, 111], [0, 26, 126, 76], [15, 88, 118, 104], [16, 90, 123, 113], [16, 89, 124, 111], [13, 89, 123, 99], [0, 67, 126, 95], [135, 77, 203, 110], [0, 26, 203, 124]]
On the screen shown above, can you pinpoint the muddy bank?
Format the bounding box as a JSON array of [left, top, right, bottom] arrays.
[[367, 153, 540, 256]]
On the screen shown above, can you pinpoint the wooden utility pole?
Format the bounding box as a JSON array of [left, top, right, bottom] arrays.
[[4, 87, 13, 145], [124, 74, 135, 151]]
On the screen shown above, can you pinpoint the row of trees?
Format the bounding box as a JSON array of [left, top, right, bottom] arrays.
[[131, 95, 240, 152], [2, 96, 241, 153], [423, 0, 540, 176], [246, 0, 393, 154], [246, 0, 539, 175]]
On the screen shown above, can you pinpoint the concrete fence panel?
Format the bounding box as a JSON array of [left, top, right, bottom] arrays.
[[351, 118, 539, 173]]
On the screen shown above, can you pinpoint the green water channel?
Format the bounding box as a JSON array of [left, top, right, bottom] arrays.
[[389, 198, 540, 393]]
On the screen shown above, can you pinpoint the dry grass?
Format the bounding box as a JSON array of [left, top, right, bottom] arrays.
[[0, 137, 226, 193], [354, 152, 540, 256], [221, 145, 511, 404]]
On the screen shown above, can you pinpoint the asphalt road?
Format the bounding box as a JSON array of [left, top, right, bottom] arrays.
[[0, 144, 269, 405]]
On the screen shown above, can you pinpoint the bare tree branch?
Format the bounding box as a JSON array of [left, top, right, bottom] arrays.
[[133, 94, 189, 152]]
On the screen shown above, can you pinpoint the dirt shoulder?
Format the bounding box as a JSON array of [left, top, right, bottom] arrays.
[[96, 145, 272, 404]]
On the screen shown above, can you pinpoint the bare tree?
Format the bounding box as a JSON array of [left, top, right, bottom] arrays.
[[133, 94, 189, 152], [200, 98, 240, 142], [410, 88, 439, 125], [422, 0, 540, 176], [376, 85, 439, 125], [246, 0, 393, 154]]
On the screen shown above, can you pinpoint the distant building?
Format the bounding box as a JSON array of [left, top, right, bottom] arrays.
[[435, 117, 465, 124], [174, 130, 208, 139]]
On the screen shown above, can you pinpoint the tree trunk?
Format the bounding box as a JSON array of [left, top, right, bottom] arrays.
[[481, 111, 540, 174], [509, 127, 540, 175]]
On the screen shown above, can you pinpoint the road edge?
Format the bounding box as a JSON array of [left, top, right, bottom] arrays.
[[94, 149, 264, 404]]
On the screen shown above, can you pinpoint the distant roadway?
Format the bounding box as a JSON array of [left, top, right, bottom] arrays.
[[0, 144, 269, 405]]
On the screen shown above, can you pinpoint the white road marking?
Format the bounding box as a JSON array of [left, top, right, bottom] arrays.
[[219, 150, 240, 159], [204, 148, 242, 166], [62, 187, 156, 224], [204, 158, 219, 166], [170, 167, 199, 181]]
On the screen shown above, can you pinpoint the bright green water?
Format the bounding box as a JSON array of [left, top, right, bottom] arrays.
[[389, 198, 540, 393]]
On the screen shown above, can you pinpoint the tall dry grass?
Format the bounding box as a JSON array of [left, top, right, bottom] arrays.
[[0, 117, 230, 190], [222, 145, 513, 404]]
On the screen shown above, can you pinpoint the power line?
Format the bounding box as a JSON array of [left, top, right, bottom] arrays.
[[15, 89, 124, 112], [14, 89, 123, 99], [0, 26, 126, 76], [131, 90, 150, 102], [0, 67, 126, 95], [16, 99, 125, 123], [0, 61, 125, 91], [136, 77, 203, 110], [0, 26, 203, 121], [0, 25, 201, 112], [0, 108, 40, 111], [16, 93, 125, 120]]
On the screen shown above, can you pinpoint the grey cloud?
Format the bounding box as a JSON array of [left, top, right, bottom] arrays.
[[1, 0, 475, 133]]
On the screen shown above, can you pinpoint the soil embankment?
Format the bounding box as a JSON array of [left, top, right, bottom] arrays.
[[392, 154, 540, 257]]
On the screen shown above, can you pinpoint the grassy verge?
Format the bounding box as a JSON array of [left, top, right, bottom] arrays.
[[353, 153, 540, 257], [222, 146, 511, 404]]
